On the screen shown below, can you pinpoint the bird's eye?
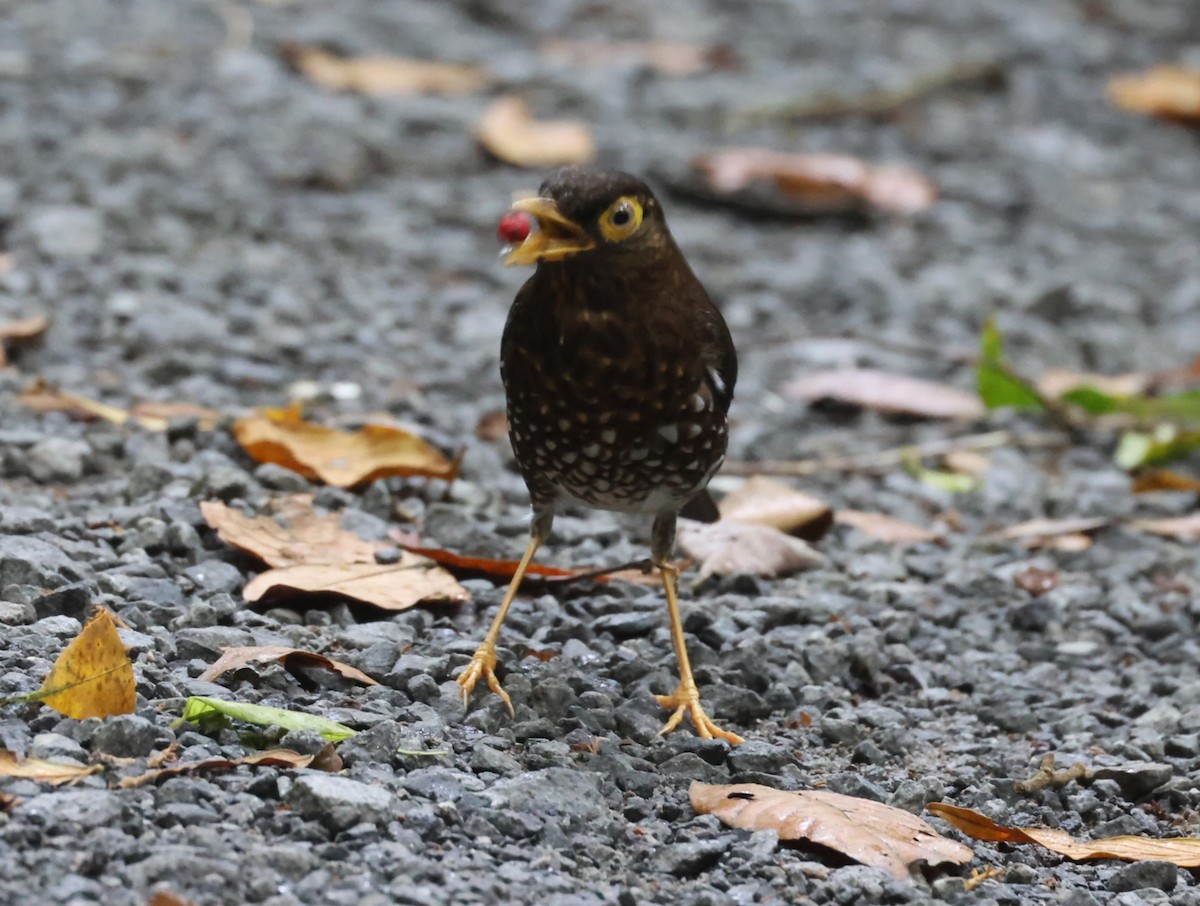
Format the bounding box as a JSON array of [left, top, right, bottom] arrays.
[[598, 196, 644, 242]]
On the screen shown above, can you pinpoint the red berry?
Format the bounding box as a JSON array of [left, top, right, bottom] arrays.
[[497, 211, 533, 244]]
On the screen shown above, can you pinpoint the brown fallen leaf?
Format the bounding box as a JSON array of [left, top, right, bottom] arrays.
[[692, 782, 972, 883], [199, 645, 377, 686], [38, 608, 136, 720], [148, 892, 198, 906], [474, 409, 508, 442], [677, 520, 826, 581], [476, 96, 595, 169], [129, 400, 221, 431], [233, 403, 456, 488], [0, 314, 49, 367], [1037, 368, 1149, 400], [398, 544, 582, 581], [785, 369, 984, 420], [1130, 514, 1200, 540], [927, 802, 1200, 867], [0, 750, 102, 785], [1108, 66, 1200, 124], [538, 39, 738, 76], [280, 43, 492, 96], [693, 148, 937, 216], [995, 517, 1109, 551], [835, 510, 942, 544], [118, 747, 321, 789], [18, 378, 171, 430], [200, 496, 383, 568], [1131, 469, 1200, 494], [243, 557, 468, 612], [1013, 567, 1059, 597], [717, 476, 833, 541]]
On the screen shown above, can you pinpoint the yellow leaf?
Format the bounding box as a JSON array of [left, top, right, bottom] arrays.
[[476, 96, 595, 169], [232, 404, 457, 488], [280, 43, 492, 96], [928, 802, 1200, 867], [38, 609, 136, 719], [0, 750, 101, 785]]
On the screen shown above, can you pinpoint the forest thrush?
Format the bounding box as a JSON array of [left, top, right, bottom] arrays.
[[458, 167, 741, 744]]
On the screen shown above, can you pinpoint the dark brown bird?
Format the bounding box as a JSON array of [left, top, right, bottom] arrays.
[[458, 167, 741, 744]]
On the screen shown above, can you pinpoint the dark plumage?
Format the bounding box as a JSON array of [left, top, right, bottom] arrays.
[[458, 167, 742, 744]]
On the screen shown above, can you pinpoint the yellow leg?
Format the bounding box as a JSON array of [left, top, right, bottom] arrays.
[[457, 533, 543, 715], [653, 563, 744, 745]]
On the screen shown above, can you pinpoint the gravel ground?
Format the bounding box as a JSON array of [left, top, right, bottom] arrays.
[[2, 1, 1200, 904]]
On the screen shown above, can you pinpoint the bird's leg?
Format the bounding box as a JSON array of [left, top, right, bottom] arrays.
[[650, 511, 744, 745], [457, 506, 552, 715]]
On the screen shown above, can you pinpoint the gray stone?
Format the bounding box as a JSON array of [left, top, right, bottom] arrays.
[[92, 715, 159, 758], [654, 838, 729, 877], [286, 774, 394, 830], [29, 732, 88, 763], [484, 767, 607, 826], [1108, 860, 1178, 893], [1092, 763, 1174, 798], [401, 766, 484, 802], [25, 437, 91, 484], [470, 745, 521, 775], [17, 789, 125, 831], [183, 560, 244, 594], [0, 535, 76, 587], [27, 205, 104, 258]]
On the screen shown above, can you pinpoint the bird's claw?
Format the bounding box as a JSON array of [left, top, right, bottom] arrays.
[[655, 680, 743, 745], [457, 645, 514, 716]]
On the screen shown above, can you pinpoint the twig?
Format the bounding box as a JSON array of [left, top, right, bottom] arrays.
[[1014, 754, 1092, 794], [964, 866, 1004, 891], [721, 429, 1067, 478]]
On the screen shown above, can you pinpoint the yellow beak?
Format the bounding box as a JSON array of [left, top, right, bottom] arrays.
[[502, 197, 596, 266]]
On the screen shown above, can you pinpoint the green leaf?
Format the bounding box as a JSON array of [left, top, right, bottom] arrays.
[[917, 468, 980, 493], [1060, 386, 1118, 416], [180, 696, 356, 742], [977, 363, 1044, 411], [1115, 428, 1200, 470], [1121, 389, 1200, 425], [980, 316, 1004, 362]]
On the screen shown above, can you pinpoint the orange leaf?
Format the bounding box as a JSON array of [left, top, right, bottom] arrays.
[[199, 645, 377, 686], [786, 368, 983, 420], [692, 782, 972, 882], [243, 558, 468, 612], [835, 510, 942, 544], [693, 148, 936, 216], [280, 43, 492, 96], [476, 96, 595, 169], [118, 747, 326, 789], [1131, 469, 1200, 494], [37, 608, 136, 720], [232, 403, 456, 487], [718, 476, 833, 540], [0, 750, 102, 785], [399, 544, 580, 581], [928, 802, 1200, 866], [200, 496, 383, 568], [1108, 66, 1200, 124]]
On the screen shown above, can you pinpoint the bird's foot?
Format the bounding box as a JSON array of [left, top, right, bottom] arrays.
[[457, 644, 514, 716], [654, 679, 743, 745]]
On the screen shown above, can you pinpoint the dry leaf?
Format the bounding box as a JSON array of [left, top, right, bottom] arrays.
[[835, 510, 941, 544], [1108, 66, 1200, 124], [0, 314, 49, 367], [200, 496, 383, 568], [18, 378, 170, 430], [243, 558, 468, 612], [475, 409, 508, 442], [996, 517, 1109, 551], [538, 39, 738, 76], [119, 748, 319, 789], [129, 400, 221, 431], [1037, 368, 1149, 400], [785, 369, 983, 420], [677, 520, 826, 581], [928, 802, 1200, 867], [693, 148, 937, 216], [38, 608, 136, 720], [399, 544, 580, 581], [718, 476, 833, 540], [943, 450, 991, 477], [692, 782, 972, 882], [281, 43, 492, 96], [1013, 567, 1059, 597], [199, 645, 377, 686], [1130, 514, 1200, 540], [0, 750, 102, 785], [1131, 469, 1200, 494], [148, 892, 198, 906], [476, 96, 595, 169], [233, 403, 456, 487]]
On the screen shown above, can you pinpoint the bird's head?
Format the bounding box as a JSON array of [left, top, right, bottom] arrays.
[[501, 167, 668, 268]]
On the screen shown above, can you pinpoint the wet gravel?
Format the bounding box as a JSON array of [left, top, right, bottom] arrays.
[[3, 1, 1200, 904]]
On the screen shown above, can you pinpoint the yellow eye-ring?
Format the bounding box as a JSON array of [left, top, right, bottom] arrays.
[[598, 196, 643, 242]]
